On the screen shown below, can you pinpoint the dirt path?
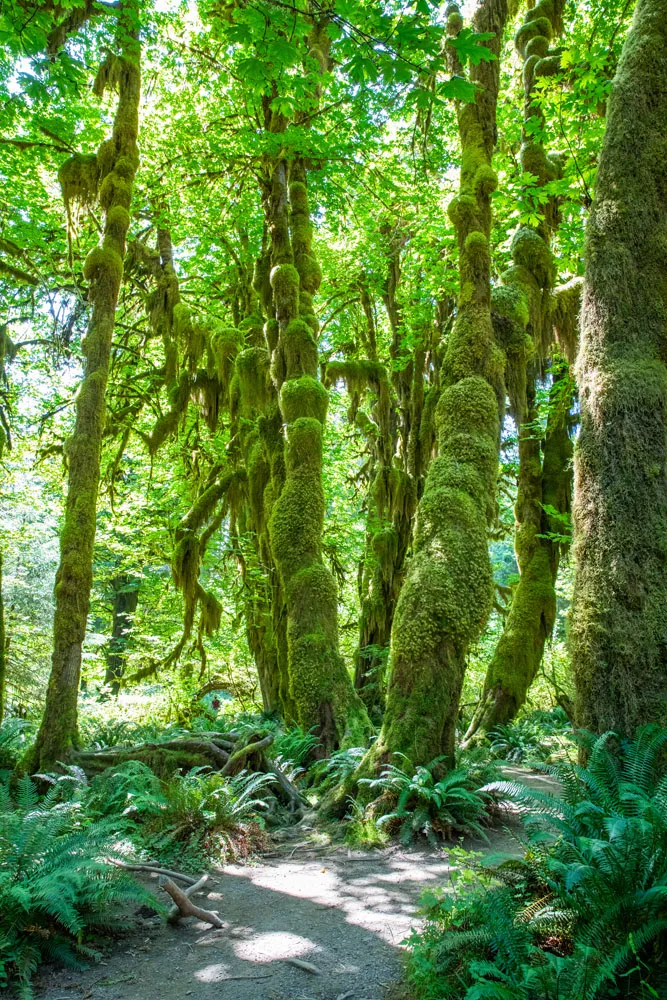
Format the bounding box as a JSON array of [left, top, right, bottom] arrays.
[[36, 822, 520, 1000]]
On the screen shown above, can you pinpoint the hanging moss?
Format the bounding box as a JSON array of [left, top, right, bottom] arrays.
[[550, 277, 583, 362], [58, 153, 99, 219]]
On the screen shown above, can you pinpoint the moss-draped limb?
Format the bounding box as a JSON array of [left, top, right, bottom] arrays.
[[571, 0, 667, 735], [27, 30, 141, 772], [348, 0, 508, 779]]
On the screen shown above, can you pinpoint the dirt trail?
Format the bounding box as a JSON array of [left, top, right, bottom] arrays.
[[36, 821, 521, 1000]]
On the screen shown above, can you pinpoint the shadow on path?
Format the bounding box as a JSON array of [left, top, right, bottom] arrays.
[[37, 826, 521, 1000]]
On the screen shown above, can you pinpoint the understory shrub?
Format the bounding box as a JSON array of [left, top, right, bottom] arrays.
[[488, 708, 574, 764], [87, 761, 272, 867], [358, 752, 499, 845], [0, 775, 153, 999], [406, 726, 667, 1000]]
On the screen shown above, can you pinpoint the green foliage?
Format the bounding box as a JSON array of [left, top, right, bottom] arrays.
[[0, 775, 152, 999], [488, 708, 573, 763], [0, 718, 35, 772], [407, 727, 667, 1000], [359, 754, 497, 846]]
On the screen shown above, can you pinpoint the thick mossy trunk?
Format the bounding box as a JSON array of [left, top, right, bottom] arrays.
[[0, 552, 6, 722], [572, 0, 667, 735], [267, 159, 371, 751], [104, 574, 140, 694], [28, 38, 141, 772], [355, 0, 508, 773], [466, 372, 572, 738]]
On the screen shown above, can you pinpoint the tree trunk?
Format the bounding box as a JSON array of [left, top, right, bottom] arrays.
[[465, 370, 572, 738], [0, 552, 6, 722], [28, 33, 141, 771], [267, 157, 371, 751], [355, 0, 508, 773], [104, 574, 140, 694], [572, 0, 667, 735]]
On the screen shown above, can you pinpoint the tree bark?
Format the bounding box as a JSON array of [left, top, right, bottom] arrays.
[[104, 573, 140, 694], [571, 0, 667, 735], [0, 552, 6, 722], [465, 371, 572, 738], [28, 30, 141, 771], [267, 155, 371, 751], [355, 0, 508, 773]]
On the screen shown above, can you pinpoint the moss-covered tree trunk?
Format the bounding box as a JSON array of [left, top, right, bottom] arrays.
[[463, 0, 571, 740], [104, 574, 140, 695], [466, 371, 572, 737], [0, 552, 6, 722], [28, 35, 141, 771], [353, 0, 508, 772], [571, 0, 667, 735], [267, 156, 371, 750]]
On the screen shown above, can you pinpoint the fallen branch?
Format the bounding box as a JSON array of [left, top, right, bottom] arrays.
[[108, 860, 197, 885], [167, 874, 210, 923], [160, 877, 224, 928]]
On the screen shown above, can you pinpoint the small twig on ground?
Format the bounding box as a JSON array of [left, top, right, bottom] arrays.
[[285, 958, 322, 974]]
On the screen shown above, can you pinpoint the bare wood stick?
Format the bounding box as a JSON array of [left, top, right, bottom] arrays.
[[160, 878, 224, 928], [221, 734, 274, 776], [108, 860, 197, 885], [167, 874, 210, 922]]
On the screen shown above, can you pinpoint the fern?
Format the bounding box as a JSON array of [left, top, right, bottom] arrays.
[[407, 727, 667, 1000], [0, 775, 155, 999], [360, 754, 495, 845]]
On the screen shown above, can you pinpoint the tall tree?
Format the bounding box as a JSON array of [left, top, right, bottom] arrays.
[[571, 0, 667, 735], [353, 0, 509, 774], [29, 17, 141, 769]]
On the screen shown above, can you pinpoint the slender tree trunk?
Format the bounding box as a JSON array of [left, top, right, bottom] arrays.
[[104, 574, 140, 695], [354, 0, 508, 773], [267, 158, 371, 750], [572, 0, 667, 735], [28, 32, 141, 771], [465, 370, 572, 738]]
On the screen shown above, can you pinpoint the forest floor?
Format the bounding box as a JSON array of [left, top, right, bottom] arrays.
[[35, 769, 550, 1000]]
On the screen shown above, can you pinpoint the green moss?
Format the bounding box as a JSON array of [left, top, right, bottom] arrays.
[[106, 205, 130, 241], [99, 172, 132, 212], [83, 246, 123, 289], [447, 9, 463, 33], [491, 283, 530, 328], [535, 54, 562, 77], [523, 53, 541, 91], [549, 277, 583, 361], [515, 18, 552, 57], [58, 153, 99, 215], [511, 226, 554, 288], [283, 318, 318, 377], [280, 375, 328, 424], [270, 263, 300, 319], [525, 34, 549, 57], [209, 324, 243, 384]]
